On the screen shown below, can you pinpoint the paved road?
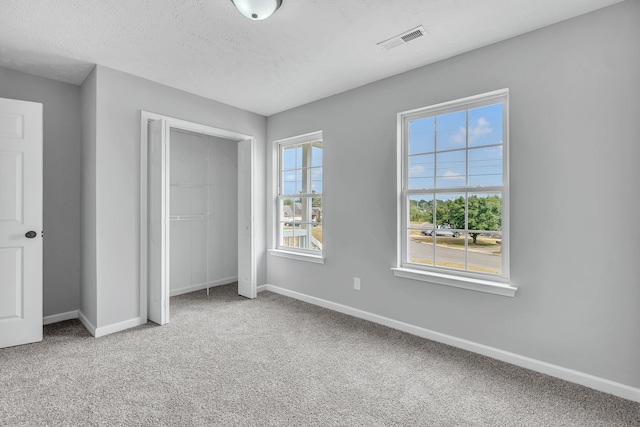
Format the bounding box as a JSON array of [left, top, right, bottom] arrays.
[[409, 239, 501, 272]]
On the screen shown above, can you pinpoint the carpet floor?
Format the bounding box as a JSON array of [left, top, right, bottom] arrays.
[[1, 284, 638, 426]]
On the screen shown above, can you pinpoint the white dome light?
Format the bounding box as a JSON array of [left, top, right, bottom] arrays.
[[231, 0, 283, 21]]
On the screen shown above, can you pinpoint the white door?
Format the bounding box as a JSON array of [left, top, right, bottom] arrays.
[[0, 97, 43, 348], [148, 119, 170, 325], [237, 139, 256, 299]]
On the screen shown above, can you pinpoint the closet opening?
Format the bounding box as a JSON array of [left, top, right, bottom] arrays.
[[169, 129, 238, 297], [140, 112, 256, 326]]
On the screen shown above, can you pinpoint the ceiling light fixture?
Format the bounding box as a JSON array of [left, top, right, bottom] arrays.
[[231, 0, 282, 21]]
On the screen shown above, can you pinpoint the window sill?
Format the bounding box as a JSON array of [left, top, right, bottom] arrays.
[[269, 249, 325, 264], [391, 267, 517, 297]]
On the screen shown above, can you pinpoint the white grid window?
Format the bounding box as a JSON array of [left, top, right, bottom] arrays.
[[275, 131, 323, 256], [398, 90, 509, 283]]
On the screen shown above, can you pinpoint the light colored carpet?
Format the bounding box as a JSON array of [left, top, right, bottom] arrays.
[[1, 284, 638, 426]]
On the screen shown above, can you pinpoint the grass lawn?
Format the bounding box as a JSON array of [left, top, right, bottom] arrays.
[[410, 232, 500, 251], [312, 225, 322, 242]]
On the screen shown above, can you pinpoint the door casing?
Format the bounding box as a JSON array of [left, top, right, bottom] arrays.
[[140, 111, 257, 324]]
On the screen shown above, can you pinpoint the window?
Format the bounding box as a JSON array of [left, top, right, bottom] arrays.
[[273, 131, 323, 261], [395, 90, 514, 295]]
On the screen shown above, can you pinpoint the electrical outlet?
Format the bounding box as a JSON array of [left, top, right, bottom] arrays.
[[354, 277, 361, 290]]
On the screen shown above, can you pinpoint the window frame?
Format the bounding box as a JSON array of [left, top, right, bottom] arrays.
[[393, 89, 516, 296], [270, 131, 324, 263]]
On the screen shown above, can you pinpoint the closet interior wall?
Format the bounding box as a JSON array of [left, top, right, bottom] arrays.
[[169, 129, 238, 296]]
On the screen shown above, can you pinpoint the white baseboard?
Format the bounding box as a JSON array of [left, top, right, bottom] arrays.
[[258, 284, 640, 403], [78, 310, 96, 336], [43, 310, 79, 325], [78, 311, 146, 338], [170, 276, 238, 297], [94, 316, 147, 338]]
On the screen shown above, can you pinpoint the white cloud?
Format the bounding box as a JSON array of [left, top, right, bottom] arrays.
[[451, 127, 466, 145], [449, 117, 493, 145], [409, 164, 426, 177], [442, 170, 464, 181], [469, 118, 492, 142]]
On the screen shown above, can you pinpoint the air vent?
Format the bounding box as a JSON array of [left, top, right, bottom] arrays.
[[378, 26, 426, 50]]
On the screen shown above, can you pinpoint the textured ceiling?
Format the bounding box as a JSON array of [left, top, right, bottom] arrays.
[[0, 0, 623, 116]]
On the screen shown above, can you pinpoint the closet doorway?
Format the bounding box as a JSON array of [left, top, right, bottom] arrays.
[[140, 112, 256, 326]]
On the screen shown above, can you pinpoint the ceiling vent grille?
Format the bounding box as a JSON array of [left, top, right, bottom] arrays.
[[378, 26, 426, 50]]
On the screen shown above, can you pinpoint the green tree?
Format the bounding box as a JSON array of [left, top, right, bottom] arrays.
[[410, 205, 433, 223], [312, 191, 321, 208], [409, 199, 434, 223], [437, 195, 501, 244]]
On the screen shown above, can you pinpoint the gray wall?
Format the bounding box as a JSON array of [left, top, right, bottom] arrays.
[[266, 1, 640, 388], [80, 67, 98, 326], [88, 65, 266, 328], [0, 66, 82, 318]]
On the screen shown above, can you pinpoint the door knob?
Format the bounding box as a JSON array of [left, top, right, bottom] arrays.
[[25, 231, 37, 239]]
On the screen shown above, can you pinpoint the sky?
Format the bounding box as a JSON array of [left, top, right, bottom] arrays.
[[281, 144, 323, 195], [409, 103, 503, 190]]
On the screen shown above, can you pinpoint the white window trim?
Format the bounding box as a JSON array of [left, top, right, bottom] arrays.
[[268, 249, 325, 264], [271, 131, 325, 262], [394, 89, 516, 297]]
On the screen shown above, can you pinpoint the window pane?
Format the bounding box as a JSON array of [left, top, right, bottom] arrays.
[[434, 193, 465, 229], [467, 231, 502, 276], [436, 110, 466, 151], [311, 144, 323, 167], [407, 230, 434, 266], [408, 154, 434, 189], [409, 195, 434, 227], [282, 170, 297, 194], [469, 146, 502, 187], [468, 103, 502, 148], [311, 167, 323, 193], [435, 231, 465, 272], [312, 222, 322, 248], [409, 117, 435, 154], [432, 193, 466, 271], [281, 221, 319, 251], [280, 198, 298, 223], [311, 196, 322, 225], [436, 150, 466, 188], [467, 193, 502, 232], [280, 222, 297, 249], [282, 145, 298, 170]]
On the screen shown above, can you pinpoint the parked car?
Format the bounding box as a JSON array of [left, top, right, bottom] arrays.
[[421, 228, 460, 238]]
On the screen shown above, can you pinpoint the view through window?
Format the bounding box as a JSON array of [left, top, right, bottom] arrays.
[[401, 90, 508, 280], [276, 132, 323, 254]]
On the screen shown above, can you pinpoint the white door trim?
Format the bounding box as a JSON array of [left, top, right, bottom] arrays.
[[140, 111, 256, 323]]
